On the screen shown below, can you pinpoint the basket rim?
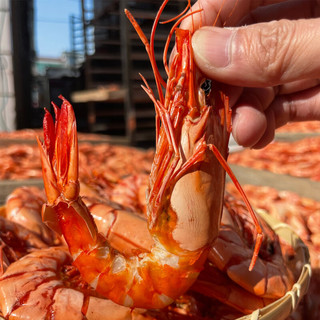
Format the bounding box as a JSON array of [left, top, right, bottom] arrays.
[[237, 209, 311, 320]]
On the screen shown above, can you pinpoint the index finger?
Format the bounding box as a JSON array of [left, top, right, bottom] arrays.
[[180, 0, 293, 30]]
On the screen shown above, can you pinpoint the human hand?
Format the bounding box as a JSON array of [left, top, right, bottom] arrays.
[[181, 0, 320, 148]]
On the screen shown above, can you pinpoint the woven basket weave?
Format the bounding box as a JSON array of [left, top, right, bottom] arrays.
[[237, 209, 311, 320]]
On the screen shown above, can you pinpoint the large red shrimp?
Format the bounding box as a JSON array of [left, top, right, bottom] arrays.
[[36, 0, 262, 310]]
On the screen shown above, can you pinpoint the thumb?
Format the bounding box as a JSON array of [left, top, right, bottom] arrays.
[[192, 19, 320, 87]]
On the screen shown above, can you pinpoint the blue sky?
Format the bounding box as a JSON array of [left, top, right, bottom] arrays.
[[35, 0, 82, 58]]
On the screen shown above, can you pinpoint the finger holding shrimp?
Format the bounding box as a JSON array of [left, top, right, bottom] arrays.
[[181, 0, 320, 148]]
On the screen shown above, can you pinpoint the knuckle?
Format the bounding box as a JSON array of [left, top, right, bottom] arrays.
[[238, 20, 296, 85]]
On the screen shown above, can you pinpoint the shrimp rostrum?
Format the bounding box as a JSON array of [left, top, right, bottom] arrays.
[[37, 1, 262, 310]]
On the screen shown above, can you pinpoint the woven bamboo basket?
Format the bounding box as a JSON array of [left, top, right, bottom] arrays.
[[237, 209, 311, 320], [0, 207, 310, 320]]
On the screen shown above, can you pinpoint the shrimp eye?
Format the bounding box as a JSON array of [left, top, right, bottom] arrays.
[[267, 242, 275, 256], [200, 79, 212, 96]]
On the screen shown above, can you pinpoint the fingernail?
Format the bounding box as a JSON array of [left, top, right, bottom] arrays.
[[192, 27, 233, 68]]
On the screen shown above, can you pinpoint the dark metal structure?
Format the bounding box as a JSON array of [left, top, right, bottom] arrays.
[[74, 0, 187, 146]]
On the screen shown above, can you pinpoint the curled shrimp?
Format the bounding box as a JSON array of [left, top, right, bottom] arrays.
[[37, 1, 262, 310], [192, 193, 296, 314], [90, 189, 296, 315], [0, 246, 152, 320], [214, 194, 295, 299], [5, 186, 59, 245], [86, 188, 296, 315], [0, 216, 47, 275]]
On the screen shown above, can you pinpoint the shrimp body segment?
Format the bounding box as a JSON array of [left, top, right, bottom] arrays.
[[37, 24, 231, 310]]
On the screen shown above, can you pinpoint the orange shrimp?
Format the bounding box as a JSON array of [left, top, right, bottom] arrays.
[[192, 193, 296, 314], [0, 246, 153, 320], [89, 189, 295, 315], [0, 215, 47, 275], [37, 1, 262, 309], [5, 186, 60, 245], [213, 194, 295, 299]]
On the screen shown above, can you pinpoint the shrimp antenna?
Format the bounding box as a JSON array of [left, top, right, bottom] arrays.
[[213, 0, 226, 26], [125, 7, 166, 104], [160, 0, 191, 24], [223, 0, 239, 26], [209, 143, 263, 271]]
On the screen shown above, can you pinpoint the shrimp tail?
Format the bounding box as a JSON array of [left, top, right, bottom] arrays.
[[37, 96, 98, 248], [38, 95, 207, 309]]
